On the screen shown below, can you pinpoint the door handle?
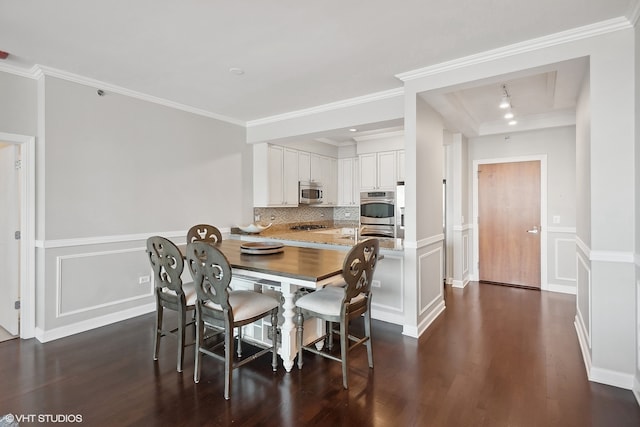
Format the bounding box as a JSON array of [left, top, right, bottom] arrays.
[[527, 226, 540, 234]]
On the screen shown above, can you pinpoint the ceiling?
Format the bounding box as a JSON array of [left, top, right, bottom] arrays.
[[0, 1, 635, 133]]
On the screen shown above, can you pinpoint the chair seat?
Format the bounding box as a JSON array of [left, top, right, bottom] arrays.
[[162, 282, 198, 306], [203, 290, 279, 322], [296, 287, 364, 317]]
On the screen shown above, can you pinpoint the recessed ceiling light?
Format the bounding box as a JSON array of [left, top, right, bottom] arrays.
[[229, 67, 245, 75], [508, 120, 518, 126], [349, 128, 358, 132], [504, 111, 514, 119]]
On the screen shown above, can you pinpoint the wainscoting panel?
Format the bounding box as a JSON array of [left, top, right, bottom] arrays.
[[419, 246, 443, 316], [576, 251, 591, 347], [371, 255, 404, 315], [57, 247, 153, 317]]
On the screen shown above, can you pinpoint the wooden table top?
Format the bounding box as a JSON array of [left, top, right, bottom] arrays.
[[183, 239, 346, 283]]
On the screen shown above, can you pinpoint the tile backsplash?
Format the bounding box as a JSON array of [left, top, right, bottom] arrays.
[[253, 206, 359, 225]]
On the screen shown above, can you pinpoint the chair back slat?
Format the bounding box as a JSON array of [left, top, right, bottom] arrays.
[[185, 241, 232, 311], [187, 224, 222, 244], [342, 238, 379, 302], [147, 236, 185, 295]]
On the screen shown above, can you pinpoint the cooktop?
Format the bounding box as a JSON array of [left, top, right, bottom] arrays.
[[289, 224, 328, 231]]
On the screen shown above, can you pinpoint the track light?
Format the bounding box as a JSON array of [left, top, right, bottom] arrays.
[[499, 84, 511, 109], [504, 110, 514, 119]]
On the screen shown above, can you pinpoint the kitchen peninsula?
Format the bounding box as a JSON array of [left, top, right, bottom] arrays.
[[229, 223, 406, 327]]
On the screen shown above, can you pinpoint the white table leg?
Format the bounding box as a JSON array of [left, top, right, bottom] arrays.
[[278, 281, 297, 372]]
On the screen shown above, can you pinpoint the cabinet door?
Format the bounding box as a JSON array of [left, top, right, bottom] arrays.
[[283, 148, 299, 205], [322, 157, 338, 206], [351, 157, 360, 204], [338, 158, 353, 206], [298, 151, 310, 182], [397, 150, 405, 182], [310, 154, 323, 182], [359, 153, 377, 190], [267, 145, 284, 205], [339, 157, 359, 206], [377, 151, 397, 189]]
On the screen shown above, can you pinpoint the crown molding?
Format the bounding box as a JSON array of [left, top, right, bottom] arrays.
[[395, 17, 632, 82], [0, 62, 40, 79], [37, 65, 245, 126], [353, 129, 404, 142], [0, 63, 245, 126], [246, 87, 405, 128], [629, 0, 640, 26]]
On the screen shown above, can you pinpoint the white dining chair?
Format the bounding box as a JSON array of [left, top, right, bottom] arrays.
[[295, 238, 380, 389], [185, 241, 280, 400]]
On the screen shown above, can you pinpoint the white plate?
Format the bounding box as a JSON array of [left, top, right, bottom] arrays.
[[240, 242, 284, 255], [237, 223, 272, 233]]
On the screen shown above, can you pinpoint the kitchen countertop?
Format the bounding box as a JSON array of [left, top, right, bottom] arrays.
[[230, 224, 404, 251]]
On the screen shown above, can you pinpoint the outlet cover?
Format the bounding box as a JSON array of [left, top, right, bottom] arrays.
[[372, 280, 381, 288], [138, 275, 151, 285]]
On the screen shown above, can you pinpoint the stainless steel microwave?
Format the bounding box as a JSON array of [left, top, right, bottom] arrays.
[[299, 181, 323, 205]]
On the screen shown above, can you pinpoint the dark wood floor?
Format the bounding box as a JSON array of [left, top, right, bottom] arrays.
[[1, 282, 639, 426]]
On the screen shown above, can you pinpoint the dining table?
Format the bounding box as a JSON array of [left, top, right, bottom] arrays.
[[182, 238, 347, 372]]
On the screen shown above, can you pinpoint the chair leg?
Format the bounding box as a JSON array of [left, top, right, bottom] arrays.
[[177, 309, 186, 372], [153, 304, 163, 361], [237, 326, 243, 358], [194, 312, 204, 384], [340, 318, 349, 389], [295, 309, 304, 370], [224, 325, 234, 400], [327, 321, 334, 350], [271, 309, 278, 371], [364, 310, 374, 369]]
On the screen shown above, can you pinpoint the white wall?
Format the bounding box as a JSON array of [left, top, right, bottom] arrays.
[[575, 69, 592, 358], [35, 75, 249, 339], [401, 26, 637, 390], [468, 126, 577, 293], [401, 97, 446, 337], [0, 71, 37, 135]]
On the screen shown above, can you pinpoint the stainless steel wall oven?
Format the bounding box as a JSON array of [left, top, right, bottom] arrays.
[[360, 190, 395, 238]]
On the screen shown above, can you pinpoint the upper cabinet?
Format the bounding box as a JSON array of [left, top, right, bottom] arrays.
[[299, 152, 337, 206], [359, 150, 398, 190], [396, 150, 405, 182], [254, 143, 338, 208], [254, 144, 299, 207], [338, 157, 359, 206], [298, 151, 310, 182]]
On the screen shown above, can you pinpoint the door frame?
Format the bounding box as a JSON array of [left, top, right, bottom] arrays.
[[472, 155, 548, 290], [0, 132, 35, 338]]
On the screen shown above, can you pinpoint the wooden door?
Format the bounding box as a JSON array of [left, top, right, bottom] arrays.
[[478, 161, 541, 288]]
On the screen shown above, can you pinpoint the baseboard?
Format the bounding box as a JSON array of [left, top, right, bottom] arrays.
[[544, 283, 576, 295], [574, 316, 635, 391], [403, 300, 446, 338], [451, 278, 469, 289], [35, 303, 155, 343], [574, 316, 592, 378], [589, 366, 635, 390], [371, 309, 404, 326], [634, 376, 640, 407]]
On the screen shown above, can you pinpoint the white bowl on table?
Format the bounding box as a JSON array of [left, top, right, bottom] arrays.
[[238, 223, 272, 234]]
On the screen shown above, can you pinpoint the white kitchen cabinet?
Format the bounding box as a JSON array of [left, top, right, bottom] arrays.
[[253, 144, 299, 207], [359, 150, 397, 190], [298, 151, 310, 182], [396, 150, 405, 182], [323, 157, 338, 206], [309, 153, 323, 183], [338, 157, 359, 206]]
